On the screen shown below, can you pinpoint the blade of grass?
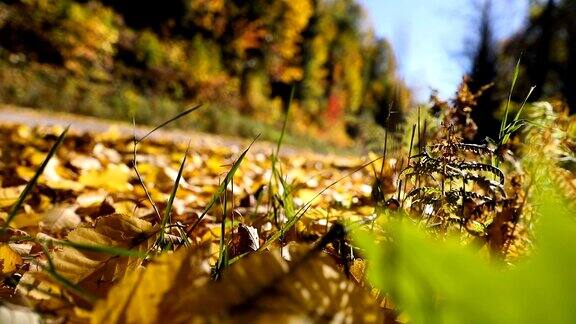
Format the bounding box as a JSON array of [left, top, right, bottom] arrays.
[[55, 240, 148, 258], [132, 104, 201, 223], [132, 118, 162, 222], [402, 125, 417, 207], [213, 177, 231, 279], [136, 104, 202, 143], [159, 141, 190, 244], [499, 57, 521, 141], [267, 86, 295, 229], [512, 85, 536, 123], [380, 104, 393, 178], [502, 86, 536, 145], [186, 135, 260, 237], [2, 125, 69, 231]]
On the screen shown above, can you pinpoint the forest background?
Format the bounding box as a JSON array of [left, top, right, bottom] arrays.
[[0, 0, 574, 148]]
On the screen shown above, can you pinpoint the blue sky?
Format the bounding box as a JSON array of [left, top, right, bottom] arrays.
[[357, 0, 529, 101]]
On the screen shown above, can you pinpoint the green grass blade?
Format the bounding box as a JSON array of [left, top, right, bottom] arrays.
[[214, 178, 231, 279], [2, 125, 69, 231], [187, 135, 260, 236], [137, 104, 202, 143], [160, 142, 190, 244], [54, 240, 148, 258], [500, 57, 521, 141], [379, 104, 393, 178], [266, 85, 295, 230], [512, 85, 536, 123], [502, 85, 536, 145], [132, 117, 162, 222]]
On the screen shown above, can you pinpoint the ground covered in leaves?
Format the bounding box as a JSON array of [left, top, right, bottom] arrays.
[[0, 121, 393, 323], [3, 81, 566, 322]]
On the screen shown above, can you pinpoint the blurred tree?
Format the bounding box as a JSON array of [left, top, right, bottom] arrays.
[[500, 0, 576, 113], [467, 0, 501, 142], [361, 37, 409, 130], [560, 1, 576, 112], [52, 2, 120, 78], [98, 0, 187, 32], [300, 0, 338, 116]]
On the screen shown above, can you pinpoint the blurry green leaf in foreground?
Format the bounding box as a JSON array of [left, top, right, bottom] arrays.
[[354, 184, 576, 323]]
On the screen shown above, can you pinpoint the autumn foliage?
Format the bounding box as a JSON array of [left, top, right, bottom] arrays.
[[0, 0, 410, 144]]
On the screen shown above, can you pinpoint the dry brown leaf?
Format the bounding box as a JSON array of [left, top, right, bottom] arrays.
[[229, 223, 260, 258], [54, 214, 156, 286]]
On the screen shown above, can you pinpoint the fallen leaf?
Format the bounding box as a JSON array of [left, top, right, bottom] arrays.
[[0, 243, 23, 276], [0, 209, 42, 230], [76, 190, 108, 208], [41, 205, 81, 232], [0, 186, 25, 208], [79, 164, 132, 192], [70, 155, 102, 171], [92, 143, 122, 164], [229, 224, 260, 258], [19, 214, 157, 299], [91, 248, 210, 324]]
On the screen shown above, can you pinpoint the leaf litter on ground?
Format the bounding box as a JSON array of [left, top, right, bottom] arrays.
[[0, 116, 386, 322]]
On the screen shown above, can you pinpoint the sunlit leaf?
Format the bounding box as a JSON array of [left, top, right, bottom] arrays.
[[79, 164, 132, 192], [19, 214, 157, 299], [0, 186, 25, 208]]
